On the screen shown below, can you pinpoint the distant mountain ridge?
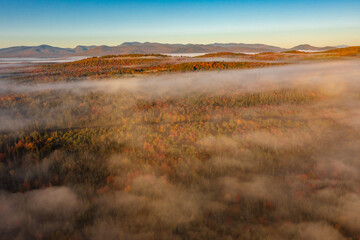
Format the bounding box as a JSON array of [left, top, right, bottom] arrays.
[[289, 44, 335, 51], [0, 42, 342, 58]]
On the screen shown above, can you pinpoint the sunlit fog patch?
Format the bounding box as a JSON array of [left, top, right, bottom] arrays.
[[0, 187, 81, 239]]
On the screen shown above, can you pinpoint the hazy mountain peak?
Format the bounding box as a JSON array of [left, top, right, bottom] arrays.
[[38, 44, 53, 48], [290, 44, 336, 51], [121, 42, 141, 46]]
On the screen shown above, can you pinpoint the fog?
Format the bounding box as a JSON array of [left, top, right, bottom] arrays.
[[1, 60, 360, 95], [1, 60, 360, 239], [1, 60, 360, 133]]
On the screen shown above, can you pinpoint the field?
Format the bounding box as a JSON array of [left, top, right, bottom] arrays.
[[1, 49, 360, 240]]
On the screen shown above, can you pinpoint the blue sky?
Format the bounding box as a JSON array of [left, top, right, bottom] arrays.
[[0, 0, 359, 48]]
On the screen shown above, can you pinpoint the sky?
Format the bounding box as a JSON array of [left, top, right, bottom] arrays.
[[0, 0, 360, 48]]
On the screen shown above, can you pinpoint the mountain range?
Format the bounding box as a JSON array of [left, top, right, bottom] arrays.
[[0, 42, 343, 58]]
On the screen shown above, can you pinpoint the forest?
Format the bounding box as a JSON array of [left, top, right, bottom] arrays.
[[1, 50, 360, 240]]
